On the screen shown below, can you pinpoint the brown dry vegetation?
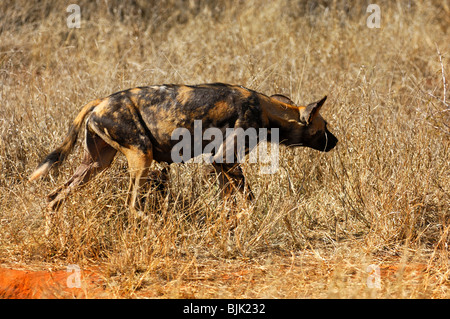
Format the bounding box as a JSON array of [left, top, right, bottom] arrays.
[[0, 0, 449, 298]]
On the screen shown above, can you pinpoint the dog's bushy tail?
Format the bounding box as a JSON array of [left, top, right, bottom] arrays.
[[28, 99, 102, 182]]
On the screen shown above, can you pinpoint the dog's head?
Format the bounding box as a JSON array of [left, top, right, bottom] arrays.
[[271, 95, 338, 152]]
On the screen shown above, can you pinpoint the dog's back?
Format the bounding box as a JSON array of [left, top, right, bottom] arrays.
[[89, 83, 265, 162]]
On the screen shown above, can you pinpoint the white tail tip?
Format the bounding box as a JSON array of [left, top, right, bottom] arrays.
[[28, 162, 51, 182]]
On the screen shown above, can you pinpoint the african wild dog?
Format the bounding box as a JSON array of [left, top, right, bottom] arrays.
[[29, 83, 337, 211]]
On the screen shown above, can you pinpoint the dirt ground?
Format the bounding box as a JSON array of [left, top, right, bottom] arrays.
[[0, 250, 445, 299]]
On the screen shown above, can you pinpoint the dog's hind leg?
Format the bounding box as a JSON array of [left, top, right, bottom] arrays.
[[85, 98, 155, 214], [123, 148, 153, 213], [47, 127, 117, 211]]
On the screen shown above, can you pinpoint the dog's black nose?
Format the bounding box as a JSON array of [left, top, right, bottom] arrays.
[[325, 132, 338, 152]]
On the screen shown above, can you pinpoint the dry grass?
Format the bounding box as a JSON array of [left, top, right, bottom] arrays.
[[0, 0, 449, 298]]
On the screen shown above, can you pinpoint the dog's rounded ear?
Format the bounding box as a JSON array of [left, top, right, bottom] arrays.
[[300, 96, 327, 124], [271, 94, 296, 106]]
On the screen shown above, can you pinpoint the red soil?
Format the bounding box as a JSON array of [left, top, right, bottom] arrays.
[[0, 267, 106, 299]]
